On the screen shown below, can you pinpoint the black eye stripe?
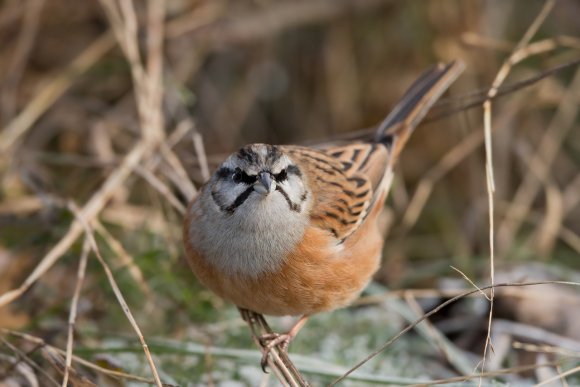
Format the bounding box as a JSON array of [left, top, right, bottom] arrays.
[[217, 164, 300, 184], [217, 167, 257, 185], [274, 170, 287, 182], [238, 171, 257, 185]]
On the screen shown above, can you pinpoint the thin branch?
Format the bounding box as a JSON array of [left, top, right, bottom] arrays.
[[497, 67, 580, 251], [0, 337, 58, 387], [2, 329, 163, 385], [535, 364, 580, 387], [0, 0, 45, 124], [480, 0, 556, 379], [67, 201, 163, 387], [62, 237, 90, 387], [450, 266, 491, 301], [135, 165, 186, 214], [92, 220, 153, 297], [239, 309, 310, 387]]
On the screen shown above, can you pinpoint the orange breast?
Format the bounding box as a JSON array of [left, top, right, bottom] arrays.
[[184, 197, 385, 316]]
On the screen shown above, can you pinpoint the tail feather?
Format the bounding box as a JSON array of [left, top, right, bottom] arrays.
[[375, 60, 465, 161], [363, 60, 464, 217]]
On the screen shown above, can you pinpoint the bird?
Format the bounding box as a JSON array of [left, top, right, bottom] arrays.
[[183, 60, 464, 369]]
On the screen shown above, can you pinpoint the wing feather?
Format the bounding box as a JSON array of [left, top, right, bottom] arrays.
[[282, 61, 464, 243], [284, 145, 388, 242]]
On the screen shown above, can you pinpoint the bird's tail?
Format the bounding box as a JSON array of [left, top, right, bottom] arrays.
[[375, 60, 465, 162]]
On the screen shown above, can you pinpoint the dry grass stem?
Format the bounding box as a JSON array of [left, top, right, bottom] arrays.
[[461, 32, 514, 52], [510, 140, 564, 254], [354, 288, 480, 306], [165, 2, 225, 38], [92, 220, 152, 297], [67, 201, 163, 387], [144, 0, 166, 140], [429, 57, 580, 122], [138, 117, 196, 185], [534, 183, 563, 255], [513, 341, 580, 358], [480, 0, 556, 378], [557, 364, 571, 387], [1, 0, 170, 378], [403, 293, 459, 368], [159, 143, 197, 200], [562, 173, 580, 212], [493, 320, 580, 353], [357, 282, 580, 307], [496, 200, 580, 256], [0, 0, 45, 123], [0, 336, 58, 386], [406, 361, 566, 387], [535, 365, 580, 387], [101, 204, 179, 235], [1, 2, 579, 385], [402, 129, 485, 231], [135, 165, 186, 214], [2, 329, 161, 385], [498, 68, 580, 252], [192, 130, 211, 182], [0, 31, 115, 155], [99, 0, 146, 101], [362, 59, 570, 233], [450, 266, 491, 301], [61, 237, 90, 387]]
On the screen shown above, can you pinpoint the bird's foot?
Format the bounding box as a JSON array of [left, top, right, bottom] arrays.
[[258, 332, 293, 372]]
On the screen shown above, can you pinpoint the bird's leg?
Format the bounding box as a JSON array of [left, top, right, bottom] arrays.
[[258, 315, 309, 369], [238, 308, 310, 372]]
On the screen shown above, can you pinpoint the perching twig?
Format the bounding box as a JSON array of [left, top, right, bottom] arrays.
[[238, 309, 310, 387]]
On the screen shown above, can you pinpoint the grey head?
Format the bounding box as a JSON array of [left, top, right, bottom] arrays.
[[193, 143, 310, 276], [209, 144, 308, 216]]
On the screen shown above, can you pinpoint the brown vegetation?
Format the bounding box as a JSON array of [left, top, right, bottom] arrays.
[[1, 0, 580, 385]]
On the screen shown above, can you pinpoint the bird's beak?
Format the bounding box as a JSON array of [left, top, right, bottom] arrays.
[[254, 171, 275, 195]]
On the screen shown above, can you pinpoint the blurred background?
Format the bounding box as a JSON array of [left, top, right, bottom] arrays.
[[1, 0, 580, 385]]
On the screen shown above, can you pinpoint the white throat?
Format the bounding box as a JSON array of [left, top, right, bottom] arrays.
[[188, 189, 310, 277]]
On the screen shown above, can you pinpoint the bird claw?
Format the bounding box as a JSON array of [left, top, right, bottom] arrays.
[[258, 332, 292, 372]]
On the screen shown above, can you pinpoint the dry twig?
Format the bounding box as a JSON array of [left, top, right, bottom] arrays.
[[1, 329, 164, 385], [480, 0, 556, 378], [67, 201, 163, 387], [62, 237, 90, 387], [239, 309, 310, 387]]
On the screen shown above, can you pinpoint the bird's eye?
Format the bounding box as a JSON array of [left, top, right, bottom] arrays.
[[274, 169, 287, 182], [232, 168, 243, 183]]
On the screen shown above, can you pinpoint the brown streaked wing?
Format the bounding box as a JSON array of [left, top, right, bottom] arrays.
[[283, 145, 381, 242], [320, 142, 389, 194]]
